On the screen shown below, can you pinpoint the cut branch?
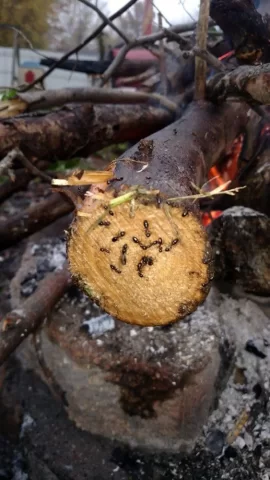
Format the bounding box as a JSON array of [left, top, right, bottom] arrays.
[[0, 266, 70, 366], [0, 193, 73, 250], [0, 103, 174, 161], [67, 101, 249, 327]]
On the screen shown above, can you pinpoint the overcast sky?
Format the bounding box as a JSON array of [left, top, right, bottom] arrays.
[[107, 0, 200, 25]]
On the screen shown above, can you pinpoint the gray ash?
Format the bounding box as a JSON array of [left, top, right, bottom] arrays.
[[20, 238, 66, 298]]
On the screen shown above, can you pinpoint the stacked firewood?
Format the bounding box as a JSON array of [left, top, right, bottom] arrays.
[[0, 0, 269, 364]]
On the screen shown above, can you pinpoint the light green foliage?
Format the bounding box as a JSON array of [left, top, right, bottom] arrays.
[[0, 0, 54, 48]]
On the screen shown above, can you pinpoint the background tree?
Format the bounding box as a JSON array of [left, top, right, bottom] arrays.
[[48, 0, 110, 53], [115, 1, 158, 40], [0, 0, 54, 48]]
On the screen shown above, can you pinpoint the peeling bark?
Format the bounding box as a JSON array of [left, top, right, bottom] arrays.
[[209, 207, 270, 295], [207, 63, 270, 104], [0, 104, 174, 162]]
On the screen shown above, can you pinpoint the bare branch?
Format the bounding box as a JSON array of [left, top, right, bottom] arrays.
[[101, 23, 205, 85], [195, 0, 211, 100], [158, 13, 167, 95], [152, 1, 172, 27], [12, 148, 52, 182], [78, 0, 129, 43], [0, 24, 51, 61], [183, 46, 225, 72], [116, 67, 156, 87], [18, 87, 177, 112], [164, 28, 191, 50], [0, 266, 70, 366], [0, 149, 18, 176], [179, 0, 196, 23], [20, 0, 139, 93]]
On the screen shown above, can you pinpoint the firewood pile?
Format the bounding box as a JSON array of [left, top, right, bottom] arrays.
[[0, 0, 270, 478]]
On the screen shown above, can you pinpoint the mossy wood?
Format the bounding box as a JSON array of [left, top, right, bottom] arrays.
[[68, 101, 249, 326]]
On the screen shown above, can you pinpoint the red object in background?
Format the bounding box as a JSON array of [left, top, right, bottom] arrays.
[[24, 70, 35, 83], [111, 48, 156, 61], [142, 0, 153, 35]]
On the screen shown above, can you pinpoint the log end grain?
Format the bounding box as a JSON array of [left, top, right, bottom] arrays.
[[67, 190, 212, 326]]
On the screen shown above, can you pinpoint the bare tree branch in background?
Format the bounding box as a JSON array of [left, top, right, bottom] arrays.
[[152, 1, 172, 27], [179, 0, 196, 23], [0, 24, 51, 61], [101, 22, 207, 85], [20, 0, 139, 92], [78, 0, 129, 43]]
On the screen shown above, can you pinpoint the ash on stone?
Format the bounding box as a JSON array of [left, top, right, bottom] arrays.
[[81, 314, 115, 338], [20, 238, 66, 297]]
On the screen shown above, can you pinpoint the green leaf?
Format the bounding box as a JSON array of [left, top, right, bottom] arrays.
[[0, 89, 18, 101], [48, 157, 81, 172]]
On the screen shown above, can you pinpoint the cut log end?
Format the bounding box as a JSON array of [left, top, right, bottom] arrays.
[[67, 189, 212, 326]]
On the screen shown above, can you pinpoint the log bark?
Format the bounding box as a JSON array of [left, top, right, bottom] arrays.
[[0, 161, 50, 203], [0, 104, 174, 162], [207, 63, 270, 105], [0, 266, 70, 366], [0, 193, 73, 250], [67, 100, 250, 327], [209, 207, 270, 295]]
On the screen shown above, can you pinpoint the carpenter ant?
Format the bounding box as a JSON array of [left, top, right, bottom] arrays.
[[137, 256, 154, 277], [100, 247, 110, 253], [99, 220, 111, 226], [143, 220, 151, 237], [112, 231, 126, 242], [110, 264, 121, 274], [165, 238, 179, 252], [121, 244, 128, 265]]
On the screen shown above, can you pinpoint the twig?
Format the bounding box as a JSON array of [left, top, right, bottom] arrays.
[[167, 183, 246, 203], [20, 0, 139, 93], [195, 0, 211, 100], [164, 28, 192, 49], [101, 24, 204, 86], [115, 67, 156, 87], [19, 87, 177, 112], [0, 266, 70, 366], [2, 147, 52, 182], [152, 1, 172, 27], [183, 46, 225, 72], [0, 24, 51, 61], [0, 149, 18, 177], [179, 0, 196, 22], [78, 0, 129, 43], [158, 13, 167, 95], [0, 162, 50, 203]]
